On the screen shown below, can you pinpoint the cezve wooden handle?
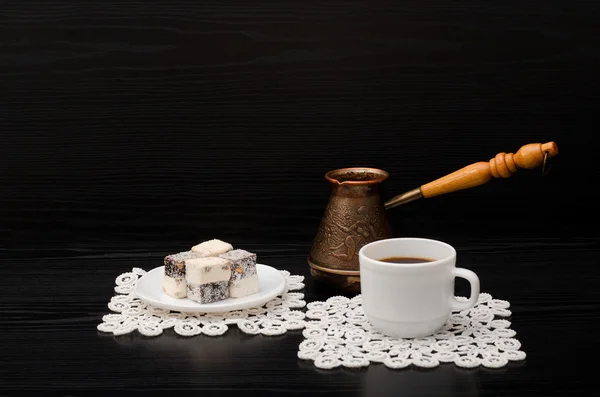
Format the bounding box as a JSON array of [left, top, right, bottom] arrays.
[[384, 142, 559, 209]]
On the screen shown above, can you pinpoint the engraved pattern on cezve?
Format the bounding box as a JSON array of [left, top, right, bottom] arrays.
[[311, 201, 388, 269]]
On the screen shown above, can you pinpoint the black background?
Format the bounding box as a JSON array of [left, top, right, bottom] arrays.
[[1, 1, 599, 396]]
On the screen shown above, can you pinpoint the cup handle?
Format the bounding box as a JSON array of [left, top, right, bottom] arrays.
[[449, 268, 480, 311]]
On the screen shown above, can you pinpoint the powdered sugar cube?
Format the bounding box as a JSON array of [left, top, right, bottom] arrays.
[[185, 257, 231, 303], [191, 239, 233, 256]]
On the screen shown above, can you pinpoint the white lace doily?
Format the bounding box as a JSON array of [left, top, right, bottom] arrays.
[[98, 267, 306, 337], [298, 293, 525, 370], [99, 269, 525, 370]]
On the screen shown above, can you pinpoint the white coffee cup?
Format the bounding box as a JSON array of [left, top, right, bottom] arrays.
[[358, 237, 480, 338]]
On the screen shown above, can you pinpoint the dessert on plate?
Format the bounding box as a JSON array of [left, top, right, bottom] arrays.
[[219, 249, 259, 298], [161, 239, 260, 303], [191, 239, 233, 256], [185, 257, 231, 304], [163, 251, 206, 299]]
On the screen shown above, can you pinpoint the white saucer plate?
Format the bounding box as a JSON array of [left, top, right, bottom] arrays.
[[135, 264, 286, 312]]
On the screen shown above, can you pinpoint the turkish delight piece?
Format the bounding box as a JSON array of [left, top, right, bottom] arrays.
[[191, 239, 233, 256], [163, 250, 206, 298], [187, 281, 229, 304], [219, 249, 259, 298], [185, 257, 231, 303], [162, 275, 187, 299]]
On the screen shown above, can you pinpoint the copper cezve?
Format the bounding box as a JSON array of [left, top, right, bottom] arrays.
[[307, 142, 558, 293]]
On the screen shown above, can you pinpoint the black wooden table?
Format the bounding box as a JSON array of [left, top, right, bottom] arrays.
[[2, 236, 597, 396], [2, 0, 599, 395]]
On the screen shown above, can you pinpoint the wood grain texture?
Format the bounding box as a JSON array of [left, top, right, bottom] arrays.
[[1, 0, 598, 251], [420, 141, 557, 198], [0, 1, 599, 394], [1, 237, 599, 396]]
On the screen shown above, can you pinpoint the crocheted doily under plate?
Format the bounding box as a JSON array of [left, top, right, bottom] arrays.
[[98, 268, 525, 369]]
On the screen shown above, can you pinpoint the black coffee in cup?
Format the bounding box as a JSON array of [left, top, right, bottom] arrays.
[[379, 256, 435, 264]]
